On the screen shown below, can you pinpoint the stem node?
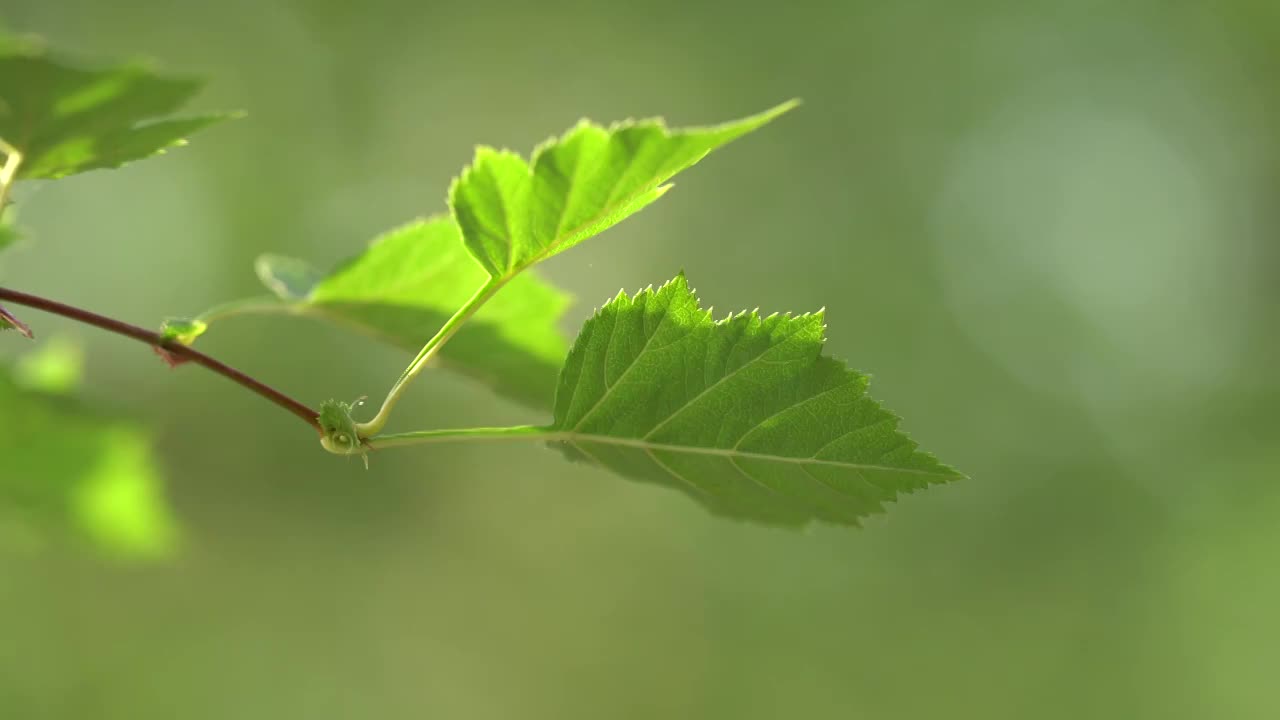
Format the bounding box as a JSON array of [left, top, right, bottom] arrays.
[[355, 278, 505, 438]]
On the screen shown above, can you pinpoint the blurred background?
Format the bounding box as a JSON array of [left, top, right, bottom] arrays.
[[1, 0, 1277, 717]]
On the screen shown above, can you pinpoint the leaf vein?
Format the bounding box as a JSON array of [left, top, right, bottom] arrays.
[[570, 297, 676, 432], [643, 448, 710, 498], [566, 433, 956, 479], [731, 376, 860, 451], [642, 322, 810, 441]]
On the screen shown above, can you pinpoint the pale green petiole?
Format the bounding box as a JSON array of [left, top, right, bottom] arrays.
[[354, 277, 506, 438], [367, 424, 554, 449], [194, 296, 299, 325]]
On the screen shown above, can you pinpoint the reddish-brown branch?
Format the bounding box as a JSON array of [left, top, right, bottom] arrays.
[[0, 286, 321, 434]]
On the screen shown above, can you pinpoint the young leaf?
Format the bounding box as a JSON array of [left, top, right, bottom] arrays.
[[159, 317, 208, 346], [194, 217, 571, 409], [318, 398, 368, 467], [0, 357, 177, 557], [153, 317, 207, 367], [450, 101, 797, 279], [0, 39, 235, 180], [545, 275, 962, 527]]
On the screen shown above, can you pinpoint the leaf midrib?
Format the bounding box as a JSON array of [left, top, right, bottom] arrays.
[[557, 432, 958, 479]]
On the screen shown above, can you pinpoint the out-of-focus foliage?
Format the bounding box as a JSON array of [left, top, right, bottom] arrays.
[[13, 335, 80, 391], [0, 212, 17, 252], [0, 342, 176, 556], [0, 35, 233, 179]]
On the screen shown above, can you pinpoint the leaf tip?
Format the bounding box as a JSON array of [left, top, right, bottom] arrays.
[[775, 97, 803, 114]]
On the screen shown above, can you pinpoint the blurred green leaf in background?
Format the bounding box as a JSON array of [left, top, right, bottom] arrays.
[[0, 340, 177, 557], [0, 34, 235, 179]]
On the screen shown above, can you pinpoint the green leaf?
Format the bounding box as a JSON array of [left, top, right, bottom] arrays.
[[0, 354, 177, 557], [200, 217, 571, 410], [0, 39, 235, 180], [450, 101, 797, 279], [546, 275, 962, 527]]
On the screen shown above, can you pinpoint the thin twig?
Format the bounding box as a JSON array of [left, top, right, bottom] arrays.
[[0, 286, 321, 434]]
